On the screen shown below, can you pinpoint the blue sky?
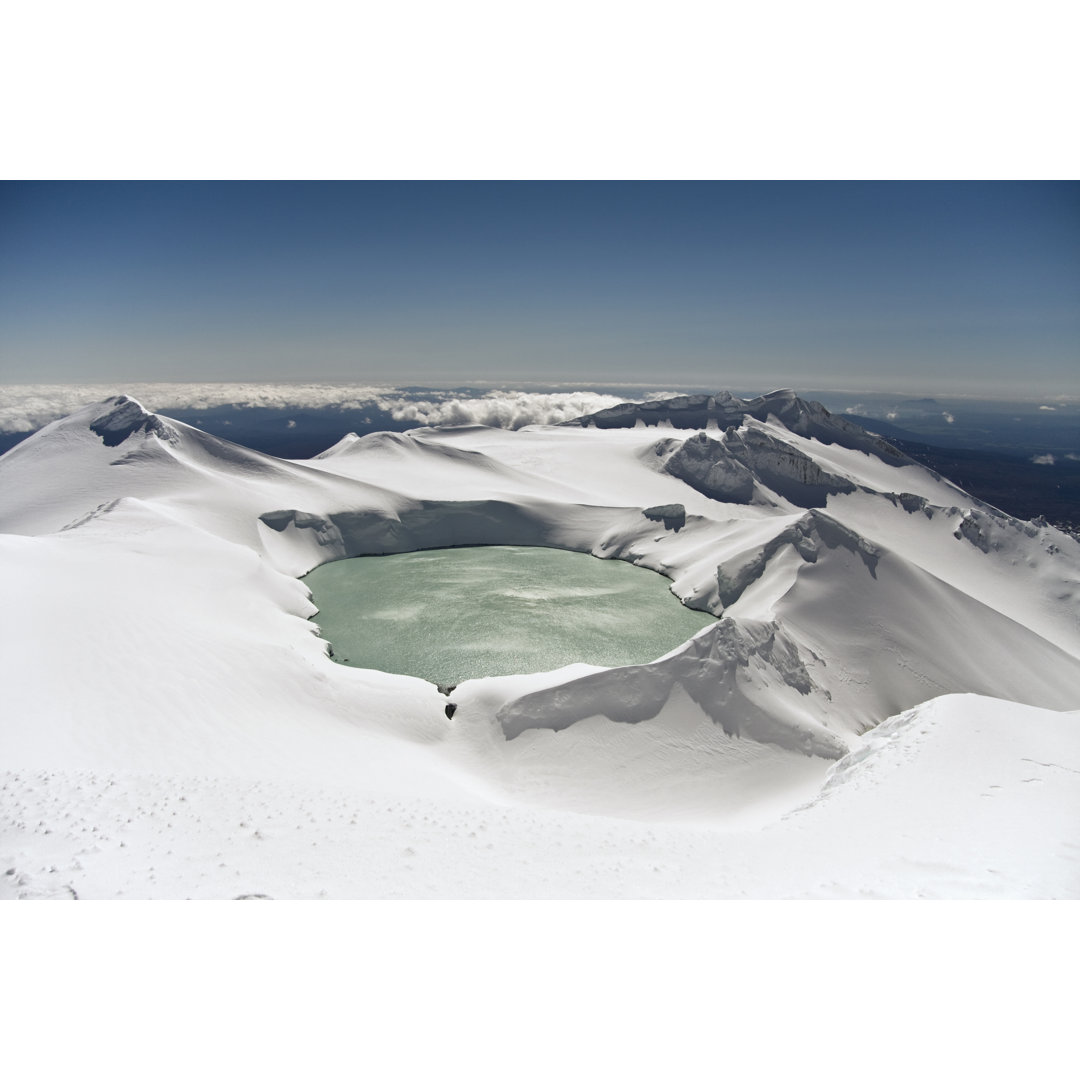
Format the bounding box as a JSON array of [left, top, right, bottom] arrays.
[[1, 181, 1077, 395]]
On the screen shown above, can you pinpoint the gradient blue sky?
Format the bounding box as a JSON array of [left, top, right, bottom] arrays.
[[1, 181, 1077, 395]]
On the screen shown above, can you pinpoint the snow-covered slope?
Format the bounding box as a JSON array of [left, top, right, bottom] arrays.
[[2, 391, 1078, 898]]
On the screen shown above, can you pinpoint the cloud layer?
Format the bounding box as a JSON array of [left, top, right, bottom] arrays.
[[0, 384, 633, 435], [375, 390, 628, 430]]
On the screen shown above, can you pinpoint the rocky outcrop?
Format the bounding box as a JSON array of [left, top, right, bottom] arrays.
[[663, 432, 757, 503], [88, 396, 178, 448], [567, 390, 749, 431], [496, 616, 847, 759], [571, 388, 913, 466], [642, 503, 686, 531], [659, 427, 857, 509], [713, 510, 880, 609]]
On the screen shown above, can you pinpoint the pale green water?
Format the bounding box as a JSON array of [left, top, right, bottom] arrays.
[[305, 545, 715, 685]]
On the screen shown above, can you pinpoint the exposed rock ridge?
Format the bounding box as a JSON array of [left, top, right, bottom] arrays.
[[88, 395, 179, 448], [496, 616, 847, 759], [570, 388, 912, 466], [658, 427, 858, 508], [713, 509, 880, 610]]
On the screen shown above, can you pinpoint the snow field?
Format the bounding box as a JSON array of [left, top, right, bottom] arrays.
[[2, 392, 1078, 898], [3, 696, 1076, 899]]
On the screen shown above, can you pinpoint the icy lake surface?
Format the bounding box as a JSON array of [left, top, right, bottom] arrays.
[[305, 545, 716, 685]]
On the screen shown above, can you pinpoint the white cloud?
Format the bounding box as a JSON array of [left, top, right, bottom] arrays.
[[0, 383, 630, 435], [942, 412, 955, 424], [1039, 405, 1056, 411], [0, 382, 386, 433], [377, 390, 626, 430], [286, 419, 296, 428], [1031, 454, 1056, 465]]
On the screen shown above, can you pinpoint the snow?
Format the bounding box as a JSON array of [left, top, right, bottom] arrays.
[[2, 392, 1078, 898], [4, 694, 1076, 899]]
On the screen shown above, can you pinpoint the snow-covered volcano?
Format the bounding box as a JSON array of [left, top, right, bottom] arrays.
[[2, 390, 1078, 898]]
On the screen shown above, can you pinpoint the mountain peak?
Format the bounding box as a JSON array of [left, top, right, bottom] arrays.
[[86, 395, 177, 447], [568, 388, 913, 467]]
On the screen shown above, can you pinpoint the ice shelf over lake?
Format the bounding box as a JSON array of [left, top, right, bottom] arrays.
[[1, 389, 1078, 898], [305, 545, 716, 685]]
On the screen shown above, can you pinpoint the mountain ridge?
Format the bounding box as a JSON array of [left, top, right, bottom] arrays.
[[1, 388, 1077, 845]]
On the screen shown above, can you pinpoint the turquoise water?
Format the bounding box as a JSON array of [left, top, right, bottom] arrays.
[[305, 545, 715, 685]]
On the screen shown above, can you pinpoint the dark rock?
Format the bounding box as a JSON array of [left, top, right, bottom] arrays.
[[665, 433, 756, 503], [643, 504, 686, 531], [569, 388, 914, 467], [89, 396, 177, 448]]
